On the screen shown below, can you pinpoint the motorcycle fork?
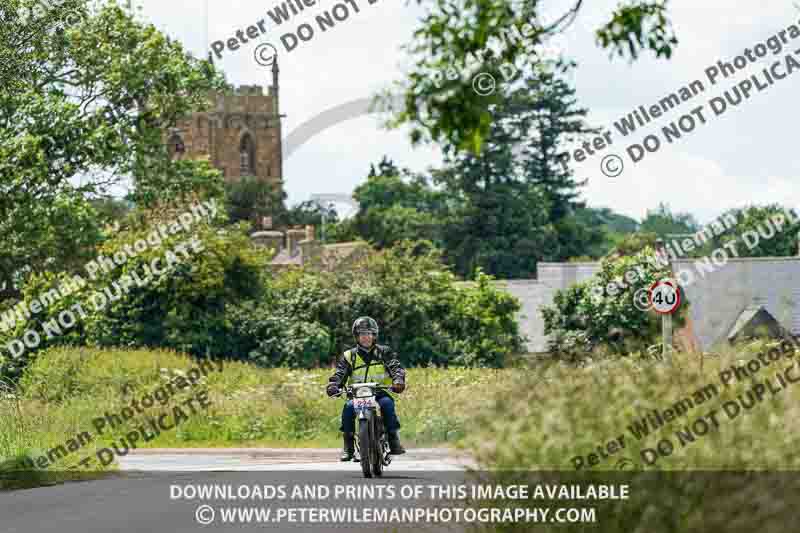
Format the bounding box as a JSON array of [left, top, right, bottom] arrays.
[[373, 410, 391, 465], [356, 402, 389, 465]]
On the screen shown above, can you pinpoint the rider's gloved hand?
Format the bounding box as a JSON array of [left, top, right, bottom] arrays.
[[326, 384, 340, 397], [391, 382, 405, 394]]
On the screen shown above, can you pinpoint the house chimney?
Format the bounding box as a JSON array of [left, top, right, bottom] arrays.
[[299, 226, 322, 268], [287, 228, 306, 256]]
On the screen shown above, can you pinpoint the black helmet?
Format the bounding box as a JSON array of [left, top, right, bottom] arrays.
[[352, 316, 379, 344]]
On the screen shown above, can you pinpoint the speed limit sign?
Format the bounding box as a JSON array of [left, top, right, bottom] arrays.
[[649, 279, 681, 315]]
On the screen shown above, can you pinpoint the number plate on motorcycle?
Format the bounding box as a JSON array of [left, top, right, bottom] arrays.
[[354, 398, 375, 408]]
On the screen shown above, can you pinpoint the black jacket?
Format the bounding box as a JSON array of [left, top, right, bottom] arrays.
[[327, 343, 406, 390]]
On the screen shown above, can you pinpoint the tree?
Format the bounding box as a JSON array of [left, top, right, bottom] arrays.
[[322, 217, 360, 244], [368, 156, 403, 179], [355, 158, 447, 213], [573, 207, 640, 236], [433, 62, 603, 278], [355, 204, 442, 250], [640, 202, 699, 237], [350, 158, 450, 249], [1, 0, 226, 300], [607, 232, 659, 258], [514, 64, 595, 221], [571, 207, 640, 258], [438, 179, 551, 278], [390, 0, 678, 154], [542, 247, 681, 359], [0, 194, 104, 300], [89, 196, 133, 225], [716, 205, 800, 257], [224, 175, 286, 230], [286, 201, 339, 227], [515, 65, 606, 259]]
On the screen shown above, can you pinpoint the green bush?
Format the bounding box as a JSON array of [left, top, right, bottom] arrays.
[[445, 270, 524, 367], [2, 231, 524, 380], [0, 272, 88, 381], [310, 241, 523, 367], [83, 218, 267, 357], [542, 246, 685, 359], [0, 203, 270, 382], [228, 301, 333, 368], [231, 241, 524, 368]]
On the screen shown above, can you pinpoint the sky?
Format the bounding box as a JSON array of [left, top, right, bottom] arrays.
[[131, 0, 800, 225]]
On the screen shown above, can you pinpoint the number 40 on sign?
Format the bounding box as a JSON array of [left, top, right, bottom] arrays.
[[649, 279, 681, 314]]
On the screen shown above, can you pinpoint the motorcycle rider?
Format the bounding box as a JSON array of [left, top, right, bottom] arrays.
[[326, 316, 406, 461]]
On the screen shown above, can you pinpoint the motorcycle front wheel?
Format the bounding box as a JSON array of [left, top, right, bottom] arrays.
[[358, 416, 373, 478], [372, 415, 383, 477]]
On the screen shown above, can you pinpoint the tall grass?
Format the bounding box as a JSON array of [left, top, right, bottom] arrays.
[[462, 339, 800, 533], [0, 346, 507, 487], [465, 339, 800, 470]]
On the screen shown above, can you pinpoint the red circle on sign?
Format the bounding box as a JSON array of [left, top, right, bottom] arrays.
[[648, 280, 681, 315]]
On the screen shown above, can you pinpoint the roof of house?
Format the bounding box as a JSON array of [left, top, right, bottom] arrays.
[[270, 249, 302, 266], [267, 240, 371, 269], [320, 241, 369, 265], [727, 304, 788, 343]]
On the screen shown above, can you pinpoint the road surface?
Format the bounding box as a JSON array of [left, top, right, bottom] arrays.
[[118, 446, 477, 471], [1, 448, 480, 533]]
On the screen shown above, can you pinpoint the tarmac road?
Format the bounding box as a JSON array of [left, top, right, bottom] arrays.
[[118, 446, 477, 471], [1, 448, 480, 533]]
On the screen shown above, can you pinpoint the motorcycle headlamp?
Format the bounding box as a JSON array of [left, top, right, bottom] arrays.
[[356, 387, 372, 398]]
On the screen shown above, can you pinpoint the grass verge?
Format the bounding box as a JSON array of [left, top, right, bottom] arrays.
[[465, 338, 800, 470], [1, 346, 506, 489], [460, 338, 800, 533]]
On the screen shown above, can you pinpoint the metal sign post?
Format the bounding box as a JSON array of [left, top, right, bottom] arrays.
[[650, 279, 681, 362], [662, 313, 673, 361]]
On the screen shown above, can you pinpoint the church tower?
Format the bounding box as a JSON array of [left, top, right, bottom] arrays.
[[166, 58, 283, 190]]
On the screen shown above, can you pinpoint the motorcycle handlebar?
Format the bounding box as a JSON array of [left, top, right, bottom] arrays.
[[331, 384, 395, 398]]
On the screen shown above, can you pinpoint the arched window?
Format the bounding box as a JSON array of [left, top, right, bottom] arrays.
[[168, 134, 185, 159], [240, 134, 255, 176]]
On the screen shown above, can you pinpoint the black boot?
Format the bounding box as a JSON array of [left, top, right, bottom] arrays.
[[388, 430, 406, 455], [340, 432, 355, 461]]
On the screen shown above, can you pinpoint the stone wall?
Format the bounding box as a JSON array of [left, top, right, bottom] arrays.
[[494, 280, 560, 353], [506, 264, 601, 353], [536, 262, 602, 290]]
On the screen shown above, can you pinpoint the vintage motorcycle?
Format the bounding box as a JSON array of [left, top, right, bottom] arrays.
[[336, 382, 393, 478]]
